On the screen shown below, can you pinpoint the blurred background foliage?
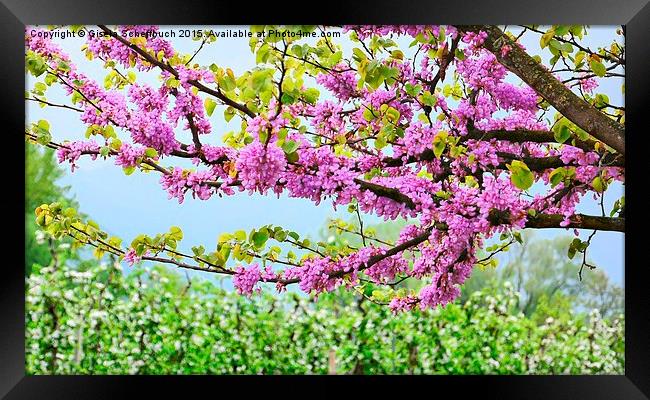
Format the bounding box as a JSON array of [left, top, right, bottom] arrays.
[[25, 145, 624, 375]]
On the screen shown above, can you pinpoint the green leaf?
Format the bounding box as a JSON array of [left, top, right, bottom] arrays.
[[610, 196, 624, 217], [204, 98, 217, 117], [26, 55, 47, 77], [302, 88, 320, 104], [251, 231, 269, 248], [234, 230, 247, 242], [568, 238, 582, 259], [432, 131, 448, 159], [286, 151, 299, 163], [44, 73, 57, 86], [549, 167, 566, 187], [57, 61, 71, 72], [554, 25, 570, 36], [275, 230, 287, 242], [218, 70, 237, 92], [281, 140, 299, 155], [280, 93, 295, 105], [385, 107, 400, 124], [421, 91, 437, 107], [352, 47, 367, 62], [374, 136, 387, 150], [104, 125, 116, 139], [256, 44, 271, 64], [390, 49, 404, 60], [110, 138, 123, 151], [328, 51, 343, 66], [166, 77, 180, 88], [33, 82, 47, 95], [37, 120, 50, 131], [144, 148, 158, 158], [34, 120, 52, 145], [224, 107, 236, 122], [251, 70, 273, 93], [540, 30, 555, 49], [591, 176, 606, 193], [567, 246, 576, 259], [219, 232, 234, 244], [404, 83, 423, 97], [594, 94, 610, 108], [554, 125, 571, 144], [192, 245, 206, 257], [169, 226, 183, 241], [508, 160, 534, 191], [291, 44, 304, 58], [362, 107, 375, 122], [550, 40, 573, 53], [590, 59, 606, 77], [560, 42, 574, 53], [219, 244, 232, 262]]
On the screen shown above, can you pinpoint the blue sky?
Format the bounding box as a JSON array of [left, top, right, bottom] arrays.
[[26, 25, 625, 288]]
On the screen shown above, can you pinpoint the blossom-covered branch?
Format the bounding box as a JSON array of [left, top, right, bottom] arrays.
[[25, 24, 625, 312], [456, 25, 625, 155]]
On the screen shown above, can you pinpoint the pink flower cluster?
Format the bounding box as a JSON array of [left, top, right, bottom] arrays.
[[127, 84, 179, 155], [343, 25, 454, 42], [159, 167, 216, 203], [283, 146, 360, 206], [308, 101, 346, 139], [235, 140, 287, 195], [233, 264, 262, 295], [115, 143, 147, 168], [316, 64, 360, 102], [123, 248, 144, 266], [579, 76, 599, 93], [86, 25, 175, 71], [56, 141, 101, 172]]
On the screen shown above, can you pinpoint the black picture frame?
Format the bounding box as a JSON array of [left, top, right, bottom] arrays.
[[3, 0, 649, 398]]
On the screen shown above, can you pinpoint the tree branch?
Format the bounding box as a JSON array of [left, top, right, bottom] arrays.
[[525, 213, 624, 232], [456, 25, 625, 155], [97, 25, 255, 118], [382, 127, 620, 168]]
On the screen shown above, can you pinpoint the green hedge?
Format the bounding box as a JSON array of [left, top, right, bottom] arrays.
[[26, 258, 623, 375]]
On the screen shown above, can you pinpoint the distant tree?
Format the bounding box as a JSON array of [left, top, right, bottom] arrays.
[[462, 231, 623, 320], [25, 144, 78, 276]]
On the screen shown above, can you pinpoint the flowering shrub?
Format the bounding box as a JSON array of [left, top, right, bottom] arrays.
[[26, 25, 624, 312], [26, 257, 623, 375]]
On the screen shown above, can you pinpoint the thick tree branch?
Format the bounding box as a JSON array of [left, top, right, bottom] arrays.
[[354, 178, 416, 208], [465, 127, 602, 153], [382, 128, 620, 168], [496, 151, 623, 170], [456, 25, 625, 156], [525, 213, 624, 232]]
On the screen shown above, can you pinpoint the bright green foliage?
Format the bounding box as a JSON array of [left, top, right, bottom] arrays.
[[26, 254, 623, 375], [507, 160, 534, 191], [25, 144, 79, 276]]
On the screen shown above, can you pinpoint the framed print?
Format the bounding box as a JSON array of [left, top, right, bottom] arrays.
[[3, 0, 650, 398]]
